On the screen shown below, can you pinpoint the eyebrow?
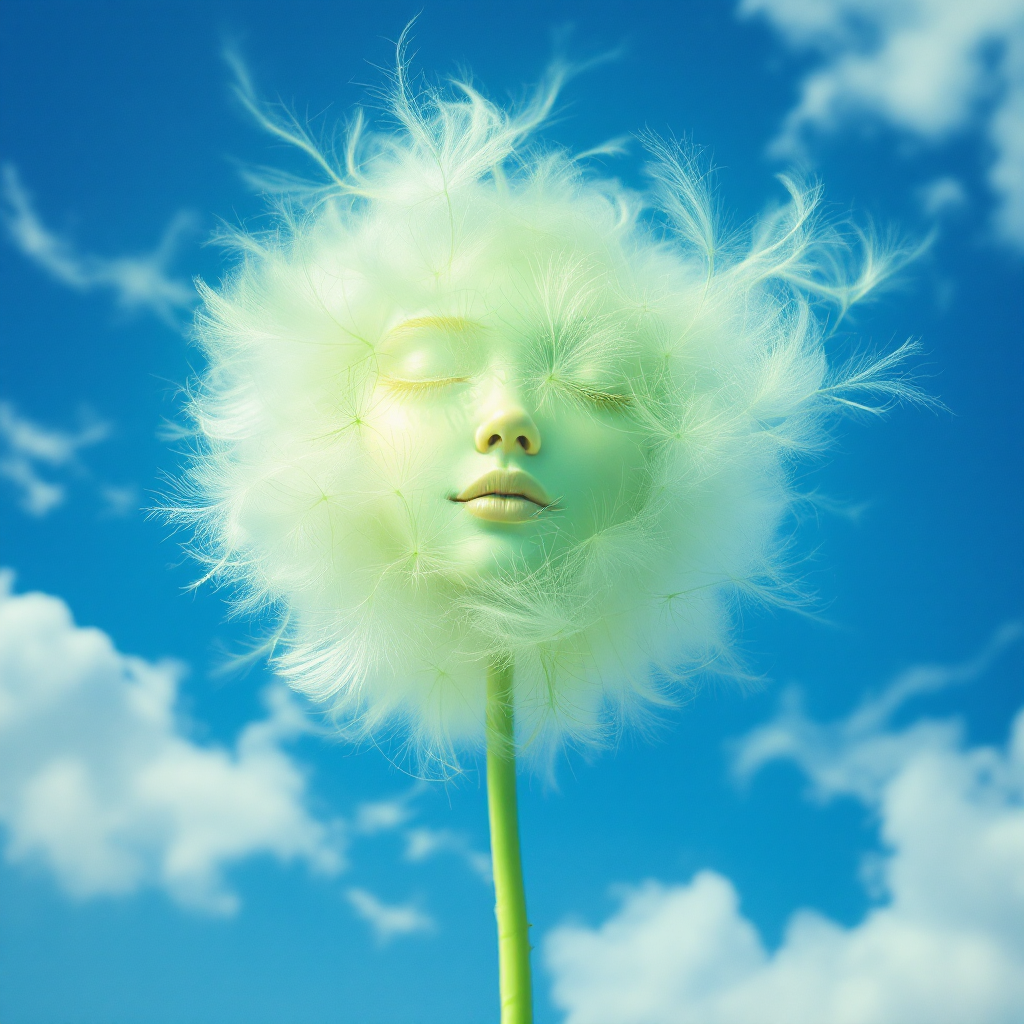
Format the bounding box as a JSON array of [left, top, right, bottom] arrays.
[[386, 315, 483, 337]]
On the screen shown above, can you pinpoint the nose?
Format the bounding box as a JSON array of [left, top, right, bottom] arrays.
[[475, 402, 542, 455]]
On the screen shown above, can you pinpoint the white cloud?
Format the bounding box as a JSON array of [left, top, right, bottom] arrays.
[[352, 788, 422, 835], [740, 0, 1024, 249], [0, 573, 500, 936], [353, 787, 492, 882], [917, 176, 969, 217], [0, 401, 108, 516], [545, 627, 1024, 1024], [404, 826, 493, 883], [98, 483, 140, 518], [0, 571, 344, 915], [0, 401, 108, 465], [0, 455, 65, 517], [1, 163, 197, 323], [345, 886, 434, 943], [0, 401, 137, 518], [732, 621, 1022, 800]]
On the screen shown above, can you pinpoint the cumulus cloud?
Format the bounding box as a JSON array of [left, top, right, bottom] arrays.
[[345, 886, 434, 943], [0, 571, 344, 915], [0, 163, 197, 323], [545, 627, 1024, 1024], [740, 0, 1024, 248], [0, 401, 135, 518]]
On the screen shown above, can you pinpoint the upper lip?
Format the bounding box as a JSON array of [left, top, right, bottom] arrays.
[[452, 468, 553, 507]]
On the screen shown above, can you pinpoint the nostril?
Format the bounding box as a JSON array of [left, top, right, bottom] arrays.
[[475, 412, 541, 455]]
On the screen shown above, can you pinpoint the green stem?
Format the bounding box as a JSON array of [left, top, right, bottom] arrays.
[[486, 658, 533, 1024]]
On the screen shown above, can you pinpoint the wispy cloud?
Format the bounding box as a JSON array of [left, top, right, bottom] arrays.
[[345, 887, 434, 944], [740, 0, 1024, 250], [0, 572, 345, 915], [352, 788, 492, 883], [1, 163, 197, 324], [732, 621, 1023, 799], [546, 627, 1024, 1023], [98, 483, 141, 518], [918, 176, 969, 218], [0, 401, 110, 516], [404, 826, 492, 883], [0, 456, 65, 518], [352, 788, 423, 835]]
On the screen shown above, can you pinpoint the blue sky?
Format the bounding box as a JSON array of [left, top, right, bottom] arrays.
[[1, 2, 1022, 1022]]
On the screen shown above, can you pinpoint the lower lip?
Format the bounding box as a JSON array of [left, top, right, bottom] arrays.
[[460, 494, 545, 523]]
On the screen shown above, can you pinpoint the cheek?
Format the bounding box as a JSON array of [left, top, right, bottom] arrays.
[[365, 395, 470, 469], [539, 411, 651, 532]]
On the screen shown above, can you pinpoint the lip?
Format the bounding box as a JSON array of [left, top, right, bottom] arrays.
[[451, 468, 555, 523]]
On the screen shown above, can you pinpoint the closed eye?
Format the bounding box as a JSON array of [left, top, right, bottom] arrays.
[[549, 377, 633, 409], [379, 375, 472, 393]]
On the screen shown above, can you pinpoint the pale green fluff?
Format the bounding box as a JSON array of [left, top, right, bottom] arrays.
[[170, 53, 920, 769]]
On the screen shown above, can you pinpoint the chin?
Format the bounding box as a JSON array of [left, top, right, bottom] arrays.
[[455, 518, 555, 579]]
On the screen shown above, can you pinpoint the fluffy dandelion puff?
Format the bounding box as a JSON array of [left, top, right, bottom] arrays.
[[166, 46, 926, 769]]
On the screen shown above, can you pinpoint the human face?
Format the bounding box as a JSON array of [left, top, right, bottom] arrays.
[[365, 311, 654, 577]]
